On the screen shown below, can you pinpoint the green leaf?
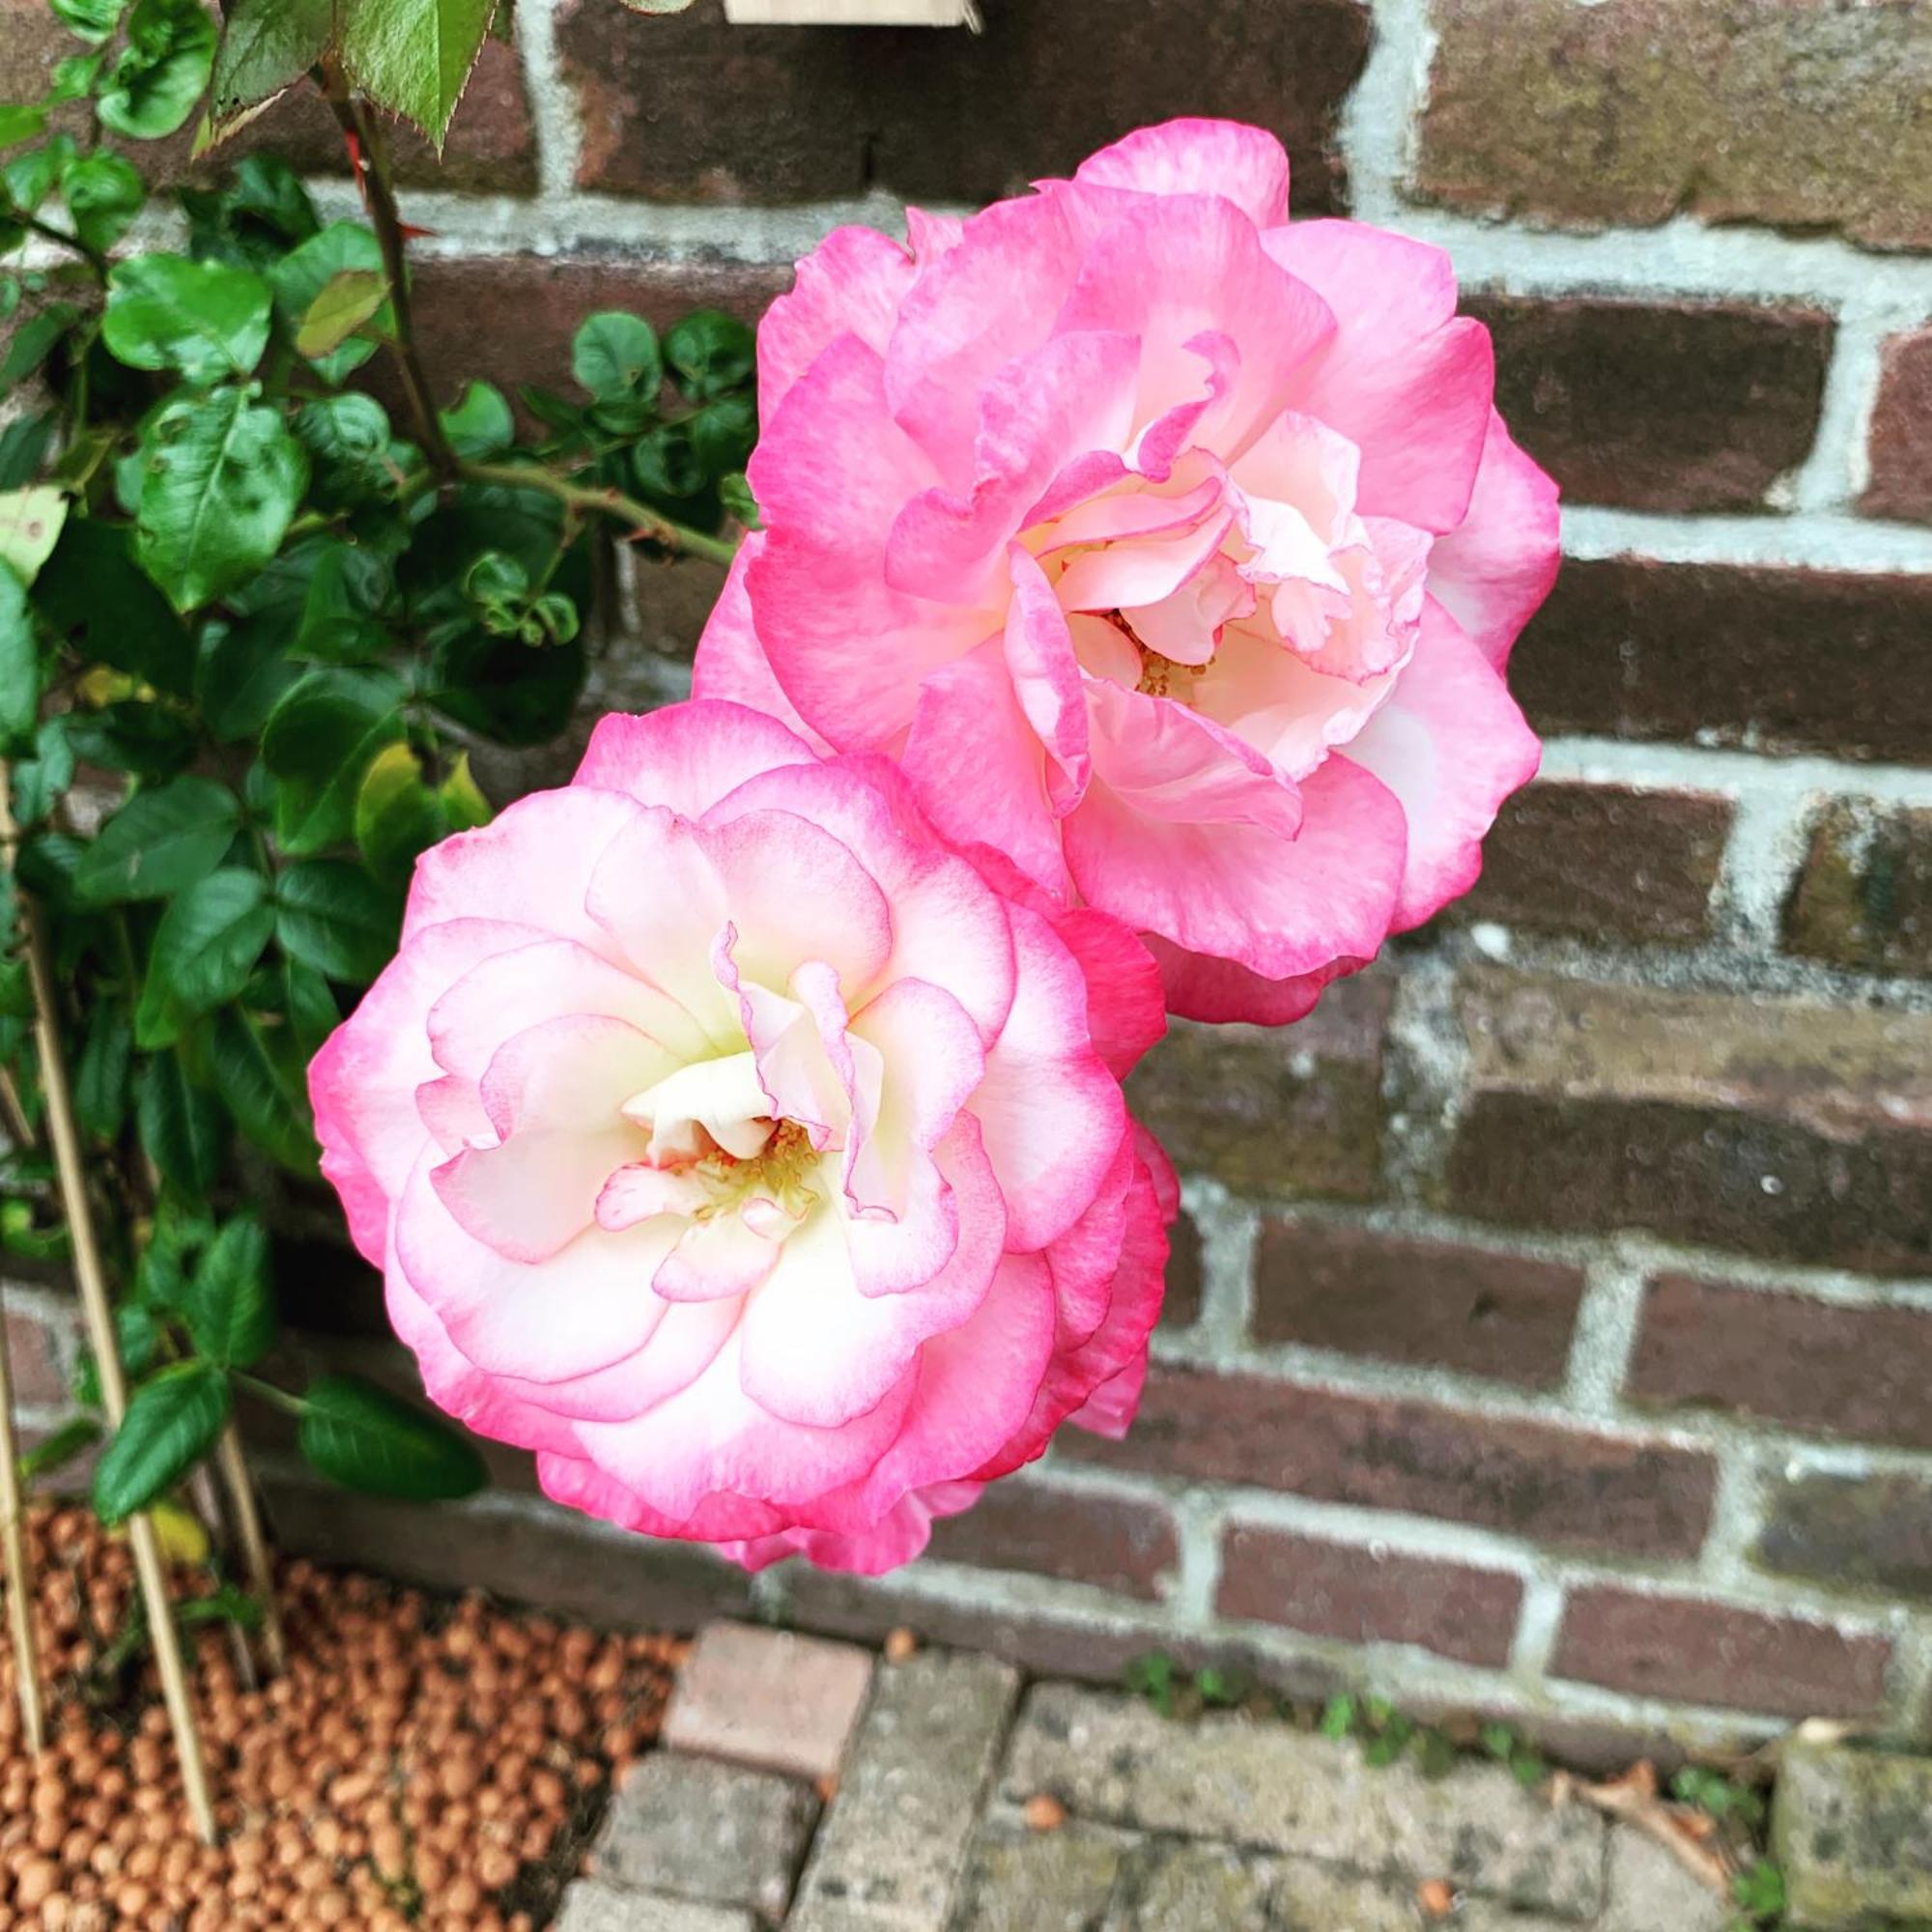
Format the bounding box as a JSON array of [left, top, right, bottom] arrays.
[[268, 222, 391, 383], [439, 380, 514, 460], [103, 255, 272, 385], [50, 0, 127, 44], [279, 959, 338, 1059], [718, 470, 759, 529], [74, 776, 240, 905], [0, 303, 79, 394], [0, 560, 37, 745], [18, 1417, 101, 1486], [209, 1007, 317, 1173], [73, 1003, 132, 1141], [60, 152, 145, 254], [34, 519, 194, 696], [439, 752, 490, 830], [136, 868, 275, 1046], [353, 742, 444, 890], [274, 860, 402, 985], [180, 1214, 274, 1368], [298, 1374, 487, 1500], [295, 270, 389, 362], [339, 0, 496, 148], [91, 1364, 230, 1524], [689, 392, 756, 478], [261, 668, 406, 856], [136, 1052, 228, 1196], [295, 543, 391, 663], [294, 393, 395, 506], [194, 614, 299, 743], [0, 414, 56, 490], [199, 0, 335, 153], [0, 488, 68, 585], [12, 717, 75, 827], [0, 108, 48, 152], [136, 385, 308, 611], [47, 52, 104, 102], [97, 0, 218, 140], [431, 623, 585, 747], [572, 312, 662, 403], [665, 308, 755, 400], [6, 137, 75, 216]]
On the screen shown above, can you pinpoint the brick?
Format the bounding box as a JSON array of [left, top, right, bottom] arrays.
[[1549, 1587, 1891, 1720], [1784, 798, 1932, 978], [1752, 1469, 1932, 1603], [1126, 975, 1389, 1201], [1157, 1209, 1203, 1332], [593, 1754, 817, 1924], [558, 0, 1368, 212], [1104, 1840, 1274, 1930], [2, 1303, 68, 1410], [1602, 1831, 1731, 1932], [1064, 1364, 1716, 1559], [1449, 971, 1932, 1273], [1417, 0, 1932, 250], [1627, 1274, 1932, 1450], [924, 1481, 1179, 1600], [624, 552, 735, 665], [556, 1885, 757, 1932], [1251, 1219, 1582, 1388], [1864, 328, 1932, 526], [1511, 558, 1932, 765], [954, 1813, 1129, 1932], [259, 1474, 754, 1630], [1467, 295, 1830, 513], [1215, 1524, 1522, 1667], [1454, 781, 1731, 948], [1774, 1744, 1932, 1930], [662, 1622, 873, 1782], [1002, 1687, 1605, 1918], [790, 1651, 1019, 1932]]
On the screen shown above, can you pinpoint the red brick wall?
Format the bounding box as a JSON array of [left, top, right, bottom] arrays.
[[10, 0, 1932, 1755]]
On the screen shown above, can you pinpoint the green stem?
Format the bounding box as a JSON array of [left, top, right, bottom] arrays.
[[232, 1372, 306, 1419], [458, 461, 740, 566]]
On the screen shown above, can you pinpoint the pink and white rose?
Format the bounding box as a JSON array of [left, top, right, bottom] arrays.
[[308, 700, 1174, 1574], [696, 118, 1560, 1022]]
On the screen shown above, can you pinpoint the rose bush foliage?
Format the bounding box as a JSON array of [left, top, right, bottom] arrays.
[[310, 702, 1174, 1574], [696, 118, 1560, 1022]]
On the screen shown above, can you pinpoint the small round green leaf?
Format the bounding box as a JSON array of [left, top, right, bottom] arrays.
[[104, 256, 272, 386], [572, 312, 662, 403], [91, 1363, 231, 1525], [298, 1375, 487, 1500], [664, 308, 754, 400], [97, 0, 217, 140]]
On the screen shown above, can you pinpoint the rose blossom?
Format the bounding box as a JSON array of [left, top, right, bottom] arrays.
[[696, 117, 1560, 1022], [308, 700, 1174, 1574]]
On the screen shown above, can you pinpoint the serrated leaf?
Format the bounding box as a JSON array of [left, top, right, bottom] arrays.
[[274, 859, 402, 985], [339, 0, 496, 147], [261, 668, 406, 855], [572, 312, 661, 403], [137, 1052, 229, 1196], [0, 559, 36, 745], [210, 1007, 317, 1173], [298, 1375, 486, 1499], [194, 614, 300, 743], [91, 1363, 230, 1524], [73, 1004, 132, 1141], [18, 1416, 101, 1485], [0, 488, 68, 585], [135, 386, 308, 611], [103, 255, 272, 386], [74, 776, 240, 904], [0, 413, 55, 490], [353, 742, 444, 890], [180, 1214, 274, 1367], [294, 392, 394, 506], [135, 868, 274, 1046], [267, 222, 391, 383], [199, 0, 337, 154], [0, 303, 78, 395], [97, 0, 217, 140], [34, 519, 194, 696], [295, 269, 389, 361], [439, 752, 490, 830]]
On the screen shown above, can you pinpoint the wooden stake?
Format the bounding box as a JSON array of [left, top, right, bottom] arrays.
[[0, 1300, 45, 1755], [1, 773, 218, 1842], [214, 1422, 287, 1676]]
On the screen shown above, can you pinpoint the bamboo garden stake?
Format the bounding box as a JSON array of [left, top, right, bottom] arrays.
[[0, 767, 218, 1843], [0, 1300, 44, 1756]]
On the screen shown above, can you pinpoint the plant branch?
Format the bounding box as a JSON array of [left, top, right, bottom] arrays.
[[458, 461, 741, 566], [315, 63, 459, 481]]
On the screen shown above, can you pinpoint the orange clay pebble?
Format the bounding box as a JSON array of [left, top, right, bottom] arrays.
[[1022, 1794, 1066, 1833], [883, 1627, 919, 1663], [1418, 1878, 1457, 1918]]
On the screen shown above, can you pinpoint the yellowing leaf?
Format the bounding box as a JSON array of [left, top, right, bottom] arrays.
[[151, 1497, 211, 1566], [295, 270, 389, 361], [0, 487, 69, 585]]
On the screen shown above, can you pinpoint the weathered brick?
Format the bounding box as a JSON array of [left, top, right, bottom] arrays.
[[1063, 1365, 1716, 1559], [1466, 295, 1831, 513], [1448, 970, 1932, 1274], [662, 1622, 873, 1782], [1549, 1587, 1891, 1720], [1216, 1524, 1522, 1667], [1510, 559, 1932, 765], [1251, 1219, 1582, 1389], [1628, 1274, 1932, 1450], [924, 1481, 1179, 1601], [1774, 1744, 1932, 1930], [1417, 0, 1932, 250], [1602, 1832, 1732, 1932], [1126, 976, 1389, 1201], [955, 1813, 1129, 1932], [1864, 328, 1932, 526], [1454, 781, 1732, 948], [1753, 1469, 1932, 1603], [1157, 1209, 1203, 1332], [1784, 799, 1932, 978], [1106, 1840, 1275, 1930], [2, 1302, 69, 1410], [557, 1884, 756, 1932], [558, 0, 1368, 212], [1002, 1687, 1605, 1918]]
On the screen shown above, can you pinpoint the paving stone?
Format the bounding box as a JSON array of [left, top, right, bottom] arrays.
[[1773, 1743, 1932, 1929], [791, 1651, 1021, 1932], [1103, 1839, 1275, 1930], [1003, 1688, 1605, 1920], [1273, 1862, 1578, 1931], [952, 1812, 1131, 1930], [664, 1621, 874, 1782], [555, 1883, 758, 1932], [592, 1755, 817, 1925], [1600, 1828, 1731, 1932]]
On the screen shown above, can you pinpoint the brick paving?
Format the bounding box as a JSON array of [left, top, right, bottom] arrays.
[[559, 1622, 1733, 1931]]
